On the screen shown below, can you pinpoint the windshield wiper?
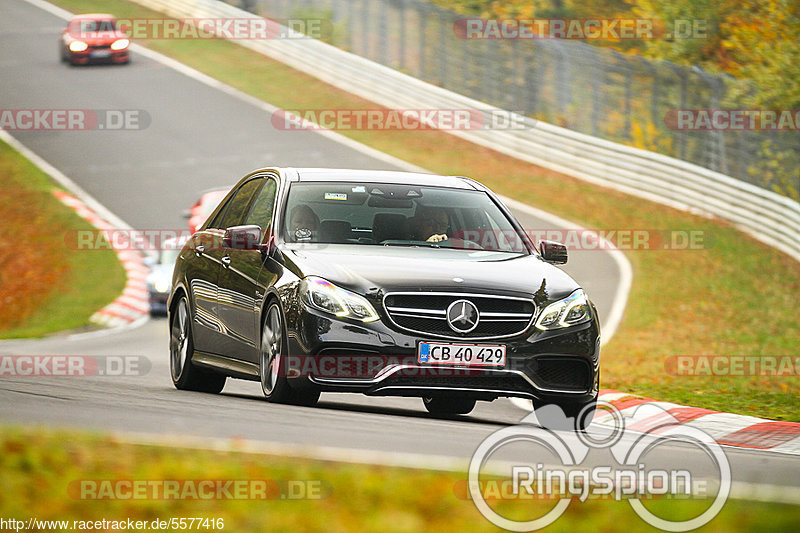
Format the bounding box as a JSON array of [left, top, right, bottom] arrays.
[[379, 241, 441, 248]]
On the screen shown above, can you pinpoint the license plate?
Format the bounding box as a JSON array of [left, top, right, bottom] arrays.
[[418, 342, 506, 367], [90, 50, 111, 58]]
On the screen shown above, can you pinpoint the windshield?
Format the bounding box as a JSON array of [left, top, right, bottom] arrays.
[[282, 182, 529, 253], [72, 19, 118, 33]]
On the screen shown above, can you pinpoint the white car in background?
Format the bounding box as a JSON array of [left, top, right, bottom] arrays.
[[146, 235, 188, 316]]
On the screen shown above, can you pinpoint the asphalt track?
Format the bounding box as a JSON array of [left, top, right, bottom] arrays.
[[1, 0, 799, 500]]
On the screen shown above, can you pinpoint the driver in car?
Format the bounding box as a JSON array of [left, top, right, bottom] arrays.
[[288, 205, 320, 242], [410, 205, 449, 243]]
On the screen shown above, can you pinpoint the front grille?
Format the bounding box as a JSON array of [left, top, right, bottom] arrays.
[[383, 292, 535, 339], [89, 45, 111, 50], [528, 357, 592, 391]]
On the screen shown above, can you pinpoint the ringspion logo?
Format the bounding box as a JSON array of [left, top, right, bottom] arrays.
[[468, 402, 730, 531]]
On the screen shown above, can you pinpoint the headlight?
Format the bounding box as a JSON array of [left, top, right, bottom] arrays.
[[69, 41, 88, 52], [300, 276, 379, 323], [153, 279, 170, 294], [535, 289, 591, 330], [110, 39, 129, 51], [147, 274, 171, 294]]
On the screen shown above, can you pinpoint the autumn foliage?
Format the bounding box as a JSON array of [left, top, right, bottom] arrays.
[[431, 0, 799, 109]]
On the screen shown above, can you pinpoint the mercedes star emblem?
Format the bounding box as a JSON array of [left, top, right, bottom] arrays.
[[446, 299, 479, 333]]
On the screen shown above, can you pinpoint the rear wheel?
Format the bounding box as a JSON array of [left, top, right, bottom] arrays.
[[260, 302, 319, 406], [422, 396, 476, 416], [170, 296, 226, 393]]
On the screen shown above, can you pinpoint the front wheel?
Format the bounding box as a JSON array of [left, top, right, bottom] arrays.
[[260, 302, 319, 406], [170, 296, 226, 393], [423, 396, 476, 416]]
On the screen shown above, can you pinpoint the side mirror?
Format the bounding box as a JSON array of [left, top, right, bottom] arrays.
[[223, 225, 262, 250], [539, 240, 568, 264]]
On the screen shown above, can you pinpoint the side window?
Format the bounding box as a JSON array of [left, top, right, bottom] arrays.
[[244, 178, 277, 231], [209, 179, 264, 230]]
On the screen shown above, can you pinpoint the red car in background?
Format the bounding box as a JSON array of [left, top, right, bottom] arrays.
[[184, 187, 231, 234], [60, 14, 130, 65]]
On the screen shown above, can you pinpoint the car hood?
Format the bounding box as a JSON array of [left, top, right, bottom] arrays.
[[281, 244, 580, 303], [71, 32, 127, 44]]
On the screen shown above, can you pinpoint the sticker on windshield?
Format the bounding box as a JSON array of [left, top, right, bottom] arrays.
[[324, 192, 348, 201], [351, 186, 366, 193]]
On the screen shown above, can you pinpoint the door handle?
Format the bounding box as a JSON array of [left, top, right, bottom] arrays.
[[221, 256, 231, 267]]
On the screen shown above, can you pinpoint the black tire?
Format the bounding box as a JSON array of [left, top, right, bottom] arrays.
[[422, 396, 476, 416], [260, 302, 319, 406], [170, 296, 226, 393], [533, 399, 597, 431]]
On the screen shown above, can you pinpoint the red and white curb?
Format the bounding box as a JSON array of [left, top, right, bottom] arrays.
[[54, 190, 150, 328], [512, 390, 800, 456], [594, 389, 800, 455]]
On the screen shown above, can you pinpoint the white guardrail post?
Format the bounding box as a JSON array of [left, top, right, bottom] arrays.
[[131, 0, 800, 263]]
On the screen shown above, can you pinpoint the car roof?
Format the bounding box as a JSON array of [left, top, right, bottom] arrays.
[[287, 168, 479, 190]]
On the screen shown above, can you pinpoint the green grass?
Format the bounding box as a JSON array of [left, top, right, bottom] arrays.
[[0, 139, 126, 338], [45, 0, 800, 420], [1, 427, 798, 533]]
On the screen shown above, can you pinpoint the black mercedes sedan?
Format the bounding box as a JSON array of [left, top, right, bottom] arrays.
[[168, 168, 600, 427]]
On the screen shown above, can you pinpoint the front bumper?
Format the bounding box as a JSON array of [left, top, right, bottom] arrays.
[[284, 305, 600, 404], [68, 49, 129, 64], [148, 291, 169, 315]]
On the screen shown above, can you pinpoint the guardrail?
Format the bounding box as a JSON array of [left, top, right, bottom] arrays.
[[131, 0, 800, 263]]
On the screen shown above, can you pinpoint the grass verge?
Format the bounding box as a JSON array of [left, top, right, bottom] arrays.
[[45, 0, 800, 420], [1, 427, 798, 533], [0, 138, 126, 338]]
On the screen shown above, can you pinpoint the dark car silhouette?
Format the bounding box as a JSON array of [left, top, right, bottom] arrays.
[[168, 168, 600, 427]]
